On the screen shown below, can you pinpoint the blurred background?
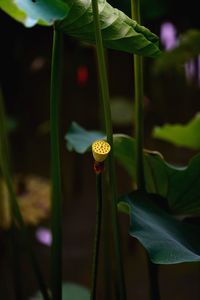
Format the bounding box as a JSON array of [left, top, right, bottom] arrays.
[[0, 0, 200, 299]]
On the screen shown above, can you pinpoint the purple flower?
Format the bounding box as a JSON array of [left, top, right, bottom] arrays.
[[160, 22, 178, 51], [36, 227, 52, 246]]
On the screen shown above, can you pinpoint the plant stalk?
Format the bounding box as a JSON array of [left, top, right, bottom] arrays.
[[102, 168, 112, 300], [91, 2, 127, 299], [131, 0, 145, 191], [148, 260, 160, 300], [50, 28, 63, 300], [131, 2, 160, 299], [0, 90, 50, 300], [90, 172, 103, 300]]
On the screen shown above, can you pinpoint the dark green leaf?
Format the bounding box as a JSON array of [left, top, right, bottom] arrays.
[[121, 191, 200, 264], [0, 0, 69, 27], [30, 282, 90, 300], [153, 113, 200, 150], [113, 134, 171, 198], [167, 154, 200, 215], [114, 134, 200, 216], [153, 30, 200, 73], [57, 0, 161, 57], [1, 0, 161, 57]]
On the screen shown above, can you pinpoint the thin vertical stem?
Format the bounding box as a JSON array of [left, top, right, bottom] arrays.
[[131, 2, 160, 299], [90, 173, 103, 300], [50, 28, 63, 300], [131, 0, 145, 191], [102, 169, 112, 300], [0, 90, 50, 300], [148, 260, 160, 300], [91, 1, 127, 299]]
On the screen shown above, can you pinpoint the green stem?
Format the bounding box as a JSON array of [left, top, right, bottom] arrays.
[[102, 168, 112, 300], [148, 260, 160, 300], [0, 90, 50, 300], [90, 173, 103, 300], [131, 2, 160, 299], [108, 157, 127, 300], [91, 2, 127, 299], [50, 28, 63, 300], [131, 0, 145, 191]]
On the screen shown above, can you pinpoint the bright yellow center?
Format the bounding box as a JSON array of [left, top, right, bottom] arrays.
[[92, 140, 111, 162], [92, 140, 110, 154]]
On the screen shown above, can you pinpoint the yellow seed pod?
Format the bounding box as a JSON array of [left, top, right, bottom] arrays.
[[92, 140, 111, 162]]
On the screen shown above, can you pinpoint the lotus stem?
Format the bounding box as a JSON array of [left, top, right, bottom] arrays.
[[90, 171, 103, 300], [50, 27, 63, 300], [131, 1, 160, 299], [90, 1, 127, 298], [131, 0, 145, 191]]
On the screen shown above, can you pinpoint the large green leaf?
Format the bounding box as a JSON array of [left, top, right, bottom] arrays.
[[0, 0, 69, 27], [153, 30, 200, 73], [0, 0, 161, 57], [120, 191, 200, 264], [114, 135, 200, 216], [153, 113, 200, 150], [30, 282, 90, 300], [57, 0, 161, 57]]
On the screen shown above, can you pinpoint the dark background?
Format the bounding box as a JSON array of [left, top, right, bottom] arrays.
[[0, 0, 200, 299]]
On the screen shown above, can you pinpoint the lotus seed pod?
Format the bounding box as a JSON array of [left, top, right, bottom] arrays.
[[92, 140, 111, 162]]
